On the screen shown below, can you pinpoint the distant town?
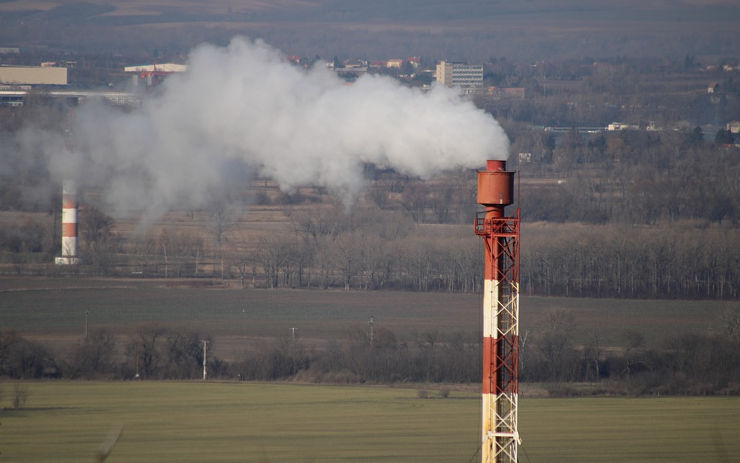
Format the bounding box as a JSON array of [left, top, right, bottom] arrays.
[[2, 50, 738, 145]]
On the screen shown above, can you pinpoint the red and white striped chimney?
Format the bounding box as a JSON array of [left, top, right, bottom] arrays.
[[55, 181, 79, 265], [475, 160, 520, 463]]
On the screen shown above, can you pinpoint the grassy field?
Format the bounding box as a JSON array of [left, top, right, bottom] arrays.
[[1, 381, 738, 462], [1, 276, 736, 359]]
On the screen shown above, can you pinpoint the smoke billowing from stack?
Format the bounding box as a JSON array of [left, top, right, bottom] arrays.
[[55, 181, 79, 265], [28, 37, 509, 220]]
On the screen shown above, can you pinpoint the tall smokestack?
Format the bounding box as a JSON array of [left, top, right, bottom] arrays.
[[55, 181, 79, 265], [475, 160, 520, 463]]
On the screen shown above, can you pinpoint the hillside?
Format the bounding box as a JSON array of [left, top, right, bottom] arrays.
[[1, 0, 739, 60]]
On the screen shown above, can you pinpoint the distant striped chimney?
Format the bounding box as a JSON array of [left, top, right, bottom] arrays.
[[55, 181, 79, 265]]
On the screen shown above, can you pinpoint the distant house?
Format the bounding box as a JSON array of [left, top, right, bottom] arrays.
[[386, 59, 404, 69], [333, 59, 368, 78], [407, 57, 421, 68], [342, 59, 367, 69], [708, 82, 719, 94], [727, 121, 740, 134], [124, 63, 187, 87], [123, 63, 187, 73], [487, 87, 525, 99], [607, 122, 638, 131]]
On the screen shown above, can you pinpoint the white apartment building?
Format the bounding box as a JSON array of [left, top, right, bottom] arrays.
[[435, 61, 483, 94]]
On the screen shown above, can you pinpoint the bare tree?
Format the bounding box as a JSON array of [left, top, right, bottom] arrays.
[[331, 230, 367, 291], [209, 204, 238, 279], [127, 324, 166, 379], [79, 206, 117, 274], [69, 329, 117, 379], [13, 383, 29, 409]]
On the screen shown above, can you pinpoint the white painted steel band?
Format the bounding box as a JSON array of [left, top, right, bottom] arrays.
[[481, 392, 519, 463], [62, 207, 77, 224], [62, 236, 77, 257], [481, 392, 494, 463], [513, 287, 520, 336], [483, 279, 499, 339]]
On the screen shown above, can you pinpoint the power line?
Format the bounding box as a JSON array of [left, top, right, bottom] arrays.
[[521, 442, 534, 463], [466, 442, 482, 463]]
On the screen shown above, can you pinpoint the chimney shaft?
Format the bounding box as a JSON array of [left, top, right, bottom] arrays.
[[55, 181, 79, 265]]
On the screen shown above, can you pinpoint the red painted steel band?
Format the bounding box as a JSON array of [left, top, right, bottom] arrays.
[[483, 336, 494, 393], [62, 223, 77, 236]]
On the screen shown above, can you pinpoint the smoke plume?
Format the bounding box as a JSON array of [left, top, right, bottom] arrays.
[[32, 37, 509, 218]]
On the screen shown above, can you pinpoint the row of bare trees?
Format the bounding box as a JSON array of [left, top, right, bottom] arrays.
[[3, 309, 739, 395], [522, 225, 738, 299], [3, 202, 736, 299], [0, 327, 213, 381], [521, 308, 740, 395], [229, 210, 738, 298], [507, 127, 739, 226]]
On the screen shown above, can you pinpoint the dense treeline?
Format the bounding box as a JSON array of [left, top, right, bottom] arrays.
[[521, 308, 740, 395], [522, 225, 738, 299], [0, 327, 217, 381], [476, 54, 740, 128], [238, 216, 738, 299], [3, 309, 739, 395], [2, 204, 738, 299], [509, 127, 739, 225]]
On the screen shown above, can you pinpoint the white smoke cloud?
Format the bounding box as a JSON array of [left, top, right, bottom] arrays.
[[47, 37, 509, 218]]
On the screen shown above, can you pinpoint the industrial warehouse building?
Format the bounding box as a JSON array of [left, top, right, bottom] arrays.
[[0, 65, 68, 85]]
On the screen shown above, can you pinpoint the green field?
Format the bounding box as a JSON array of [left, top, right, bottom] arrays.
[[1, 277, 735, 355], [1, 381, 738, 462]]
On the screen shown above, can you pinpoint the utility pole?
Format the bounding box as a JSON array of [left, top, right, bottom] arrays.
[[202, 340, 209, 380], [84, 310, 89, 339], [135, 345, 140, 379], [369, 315, 375, 346]]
